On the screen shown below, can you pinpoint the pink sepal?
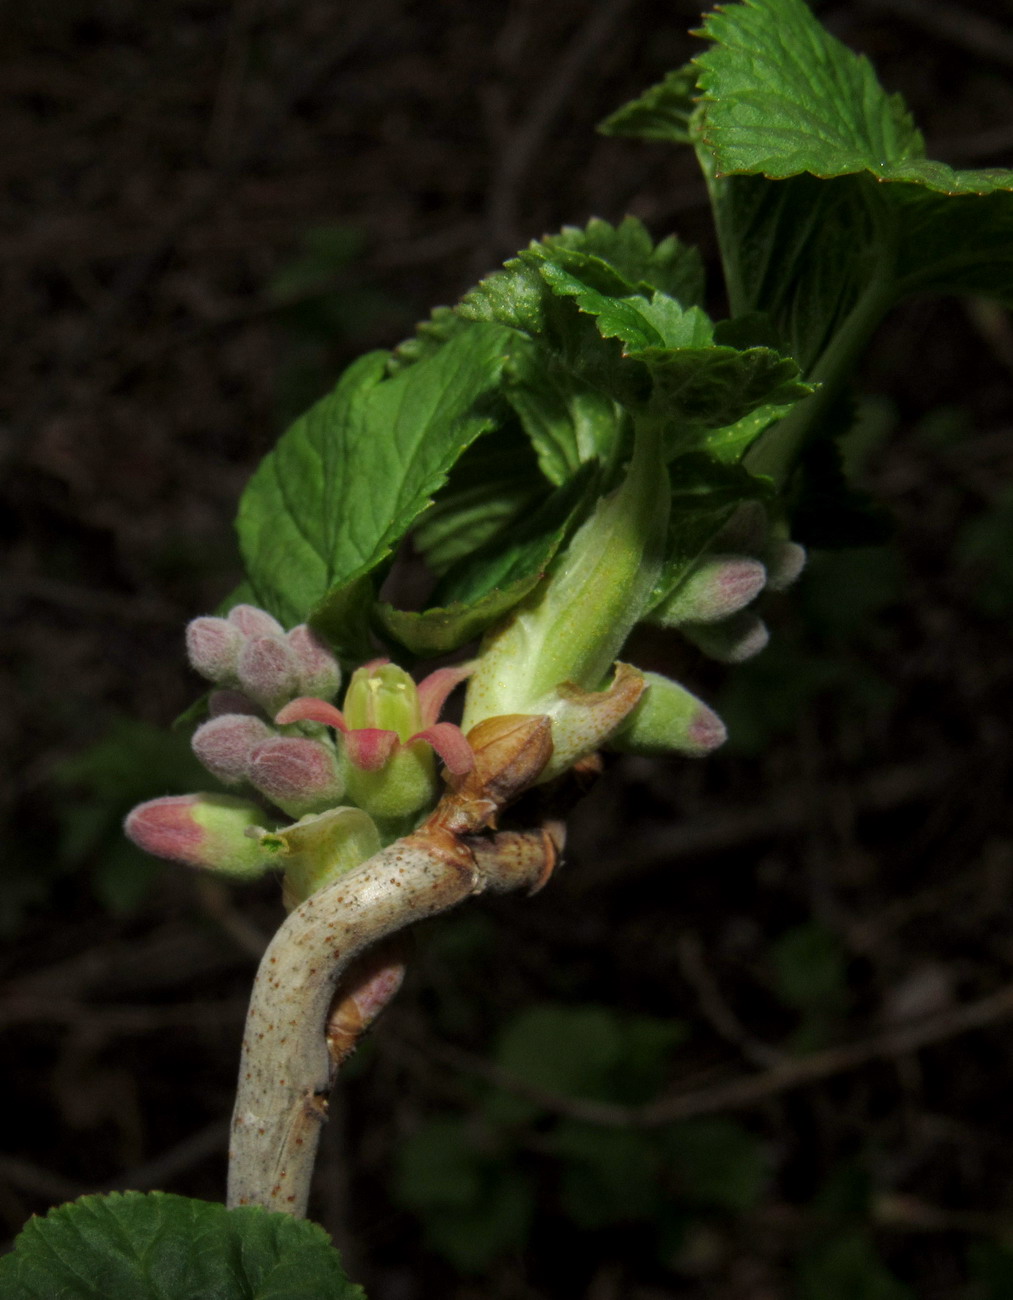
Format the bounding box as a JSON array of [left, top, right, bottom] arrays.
[[275, 697, 348, 731], [345, 728, 399, 771], [415, 661, 476, 726], [410, 722, 474, 775]]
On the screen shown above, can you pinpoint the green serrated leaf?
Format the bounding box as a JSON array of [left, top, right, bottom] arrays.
[[458, 219, 782, 469], [411, 428, 547, 574], [536, 217, 706, 305], [642, 344, 811, 457], [693, 0, 924, 181], [386, 305, 475, 374], [686, 0, 1013, 485], [537, 259, 715, 356], [695, 0, 1013, 197], [459, 218, 705, 344], [0, 1191, 365, 1300], [598, 64, 698, 143], [237, 325, 512, 631], [504, 349, 621, 484], [377, 468, 593, 655], [500, 250, 811, 451]]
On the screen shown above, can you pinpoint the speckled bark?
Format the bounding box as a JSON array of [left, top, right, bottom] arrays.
[[227, 715, 557, 1217], [227, 829, 480, 1215]]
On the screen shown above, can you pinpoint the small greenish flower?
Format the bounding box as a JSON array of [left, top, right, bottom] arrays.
[[276, 660, 474, 821]]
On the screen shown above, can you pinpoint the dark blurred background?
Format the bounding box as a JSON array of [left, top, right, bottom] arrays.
[[4, 1, 1013, 1296]]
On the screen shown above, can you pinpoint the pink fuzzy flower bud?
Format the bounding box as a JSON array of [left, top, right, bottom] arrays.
[[764, 539, 807, 592], [609, 671, 727, 758], [124, 793, 270, 878], [714, 500, 769, 553], [286, 624, 342, 700], [652, 555, 767, 627], [683, 610, 770, 664], [248, 736, 345, 818], [186, 617, 242, 683], [237, 636, 301, 714], [227, 604, 285, 638], [327, 945, 407, 1066], [192, 713, 273, 784]]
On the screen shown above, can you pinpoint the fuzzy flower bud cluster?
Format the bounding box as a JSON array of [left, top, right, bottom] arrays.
[[184, 605, 347, 820], [186, 605, 342, 713], [647, 502, 806, 664], [125, 605, 477, 902]]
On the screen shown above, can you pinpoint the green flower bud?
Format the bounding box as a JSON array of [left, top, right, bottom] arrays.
[[343, 660, 423, 737], [608, 672, 727, 757], [682, 610, 770, 663], [763, 539, 806, 591], [124, 793, 272, 879], [650, 554, 767, 626]]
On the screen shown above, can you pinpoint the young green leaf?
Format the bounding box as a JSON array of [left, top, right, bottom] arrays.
[[598, 64, 697, 143], [410, 426, 548, 573], [237, 325, 512, 633], [694, 0, 1005, 190], [0, 1191, 365, 1300], [536, 260, 712, 353], [540, 216, 706, 304], [459, 218, 704, 358], [605, 0, 1013, 488], [695, 0, 1013, 477], [377, 469, 593, 655], [469, 238, 811, 459], [504, 344, 623, 484]]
